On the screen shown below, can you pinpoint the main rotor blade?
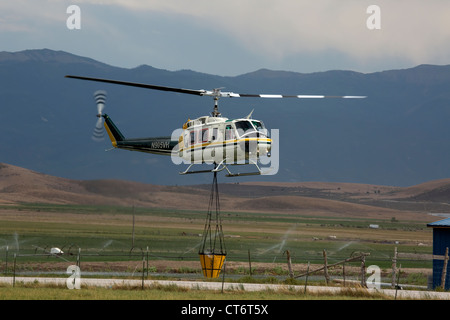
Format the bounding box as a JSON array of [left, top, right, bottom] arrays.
[[232, 94, 367, 99], [66, 75, 366, 99], [65, 75, 205, 96]]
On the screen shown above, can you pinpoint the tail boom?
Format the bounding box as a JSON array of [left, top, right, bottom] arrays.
[[103, 114, 177, 155]]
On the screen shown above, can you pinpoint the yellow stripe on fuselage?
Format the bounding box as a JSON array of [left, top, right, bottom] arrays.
[[179, 138, 271, 153]]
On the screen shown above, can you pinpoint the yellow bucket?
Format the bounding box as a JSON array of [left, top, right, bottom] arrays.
[[199, 253, 226, 278]]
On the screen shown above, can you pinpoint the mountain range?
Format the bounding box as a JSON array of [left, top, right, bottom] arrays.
[[1, 49, 450, 187]]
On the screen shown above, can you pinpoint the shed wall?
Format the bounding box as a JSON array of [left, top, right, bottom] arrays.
[[432, 228, 450, 290]]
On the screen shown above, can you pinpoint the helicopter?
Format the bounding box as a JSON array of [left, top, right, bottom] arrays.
[[66, 75, 366, 177]]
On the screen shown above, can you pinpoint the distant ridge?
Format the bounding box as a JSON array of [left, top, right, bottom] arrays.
[[0, 49, 109, 67], [0, 162, 197, 207]]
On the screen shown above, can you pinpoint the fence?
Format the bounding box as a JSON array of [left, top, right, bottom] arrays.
[[282, 247, 449, 291], [2, 245, 448, 292], [396, 246, 449, 290]]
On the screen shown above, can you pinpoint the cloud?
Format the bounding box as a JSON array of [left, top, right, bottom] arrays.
[[1, 1, 450, 74], [98, 0, 450, 68], [0, 0, 67, 32]]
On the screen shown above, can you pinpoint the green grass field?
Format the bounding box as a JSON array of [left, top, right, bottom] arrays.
[[0, 202, 435, 299]]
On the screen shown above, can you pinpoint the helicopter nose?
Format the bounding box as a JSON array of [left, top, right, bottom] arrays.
[[255, 139, 271, 157], [262, 139, 272, 157], [239, 139, 258, 154], [266, 144, 272, 157]]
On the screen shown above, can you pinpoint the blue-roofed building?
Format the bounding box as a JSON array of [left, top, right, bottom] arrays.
[[427, 218, 450, 290]]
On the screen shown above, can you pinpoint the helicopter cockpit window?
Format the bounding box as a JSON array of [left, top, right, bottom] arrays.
[[201, 128, 209, 143], [225, 125, 234, 140], [212, 128, 218, 141], [252, 120, 269, 137], [251, 121, 263, 130], [190, 131, 196, 145], [235, 120, 257, 138], [184, 132, 189, 147], [235, 121, 254, 132]]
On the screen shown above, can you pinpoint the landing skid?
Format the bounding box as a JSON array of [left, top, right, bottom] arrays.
[[179, 160, 262, 177]]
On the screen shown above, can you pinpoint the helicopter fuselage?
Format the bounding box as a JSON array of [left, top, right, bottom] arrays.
[[178, 115, 271, 165], [103, 114, 272, 168]]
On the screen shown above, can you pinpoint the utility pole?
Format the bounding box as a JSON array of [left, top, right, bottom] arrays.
[[131, 205, 135, 249]]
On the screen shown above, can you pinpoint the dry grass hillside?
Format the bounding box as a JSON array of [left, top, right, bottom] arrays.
[[0, 162, 449, 221]]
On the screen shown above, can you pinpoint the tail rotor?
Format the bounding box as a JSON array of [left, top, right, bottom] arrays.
[[92, 90, 107, 141]]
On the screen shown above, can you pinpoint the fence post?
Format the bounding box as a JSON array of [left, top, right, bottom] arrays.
[[141, 256, 145, 290], [248, 249, 252, 276], [360, 254, 366, 287], [13, 253, 16, 288], [131, 206, 135, 249], [286, 250, 294, 279], [395, 264, 402, 300], [146, 246, 149, 277], [77, 248, 81, 270], [343, 262, 346, 287], [323, 249, 329, 285], [441, 247, 449, 290], [391, 247, 398, 288], [4, 246, 8, 276], [304, 262, 310, 294], [221, 259, 226, 294]]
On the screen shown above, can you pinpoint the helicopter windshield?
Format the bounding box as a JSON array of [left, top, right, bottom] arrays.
[[251, 120, 265, 130], [234, 120, 269, 138], [235, 120, 254, 133], [252, 120, 270, 138]]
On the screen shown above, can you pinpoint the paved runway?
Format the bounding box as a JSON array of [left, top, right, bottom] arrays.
[[1, 276, 449, 300]]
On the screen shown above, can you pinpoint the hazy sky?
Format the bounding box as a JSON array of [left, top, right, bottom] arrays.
[[1, 0, 450, 76]]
